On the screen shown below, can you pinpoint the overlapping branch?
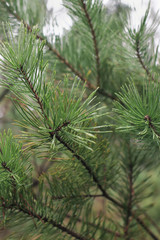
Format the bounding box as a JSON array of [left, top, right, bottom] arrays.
[[1, 161, 87, 240], [19, 64, 159, 240], [0, 0, 116, 100], [0, 2, 159, 239], [0, 201, 87, 240]]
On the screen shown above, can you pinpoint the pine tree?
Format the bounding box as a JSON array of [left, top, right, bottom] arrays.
[[0, 0, 160, 239]]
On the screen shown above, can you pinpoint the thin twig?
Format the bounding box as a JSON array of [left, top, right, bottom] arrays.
[[80, 0, 101, 87], [136, 39, 154, 82]]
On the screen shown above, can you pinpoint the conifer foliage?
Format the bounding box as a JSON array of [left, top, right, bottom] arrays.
[[0, 0, 160, 239]]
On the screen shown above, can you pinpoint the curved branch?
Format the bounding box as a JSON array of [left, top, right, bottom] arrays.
[[80, 0, 101, 87]]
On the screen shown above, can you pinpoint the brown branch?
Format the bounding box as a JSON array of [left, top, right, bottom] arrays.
[[0, 0, 116, 101], [137, 205, 160, 235], [80, 0, 101, 87], [1, 201, 87, 240], [133, 212, 159, 240], [144, 115, 160, 137], [55, 133, 123, 208], [1, 162, 86, 239], [19, 65, 50, 124], [50, 121, 70, 136], [136, 39, 154, 82]]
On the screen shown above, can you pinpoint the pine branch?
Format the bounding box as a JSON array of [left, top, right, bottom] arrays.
[[15, 67, 160, 240], [136, 39, 154, 81], [50, 121, 71, 136], [1, 161, 16, 190], [137, 205, 160, 235], [0, 10, 159, 239], [134, 213, 159, 240], [19, 65, 47, 120], [80, 0, 101, 87], [66, 214, 123, 238], [55, 133, 122, 207], [1, 160, 87, 240], [2, 173, 158, 240], [17, 65, 117, 206], [54, 134, 157, 240], [0, 0, 116, 101], [1, 201, 87, 240], [144, 115, 160, 137]]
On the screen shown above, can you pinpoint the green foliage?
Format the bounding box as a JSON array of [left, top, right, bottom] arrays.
[[0, 1, 160, 240], [114, 81, 160, 144], [0, 23, 107, 153], [0, 129, 31, 191]]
